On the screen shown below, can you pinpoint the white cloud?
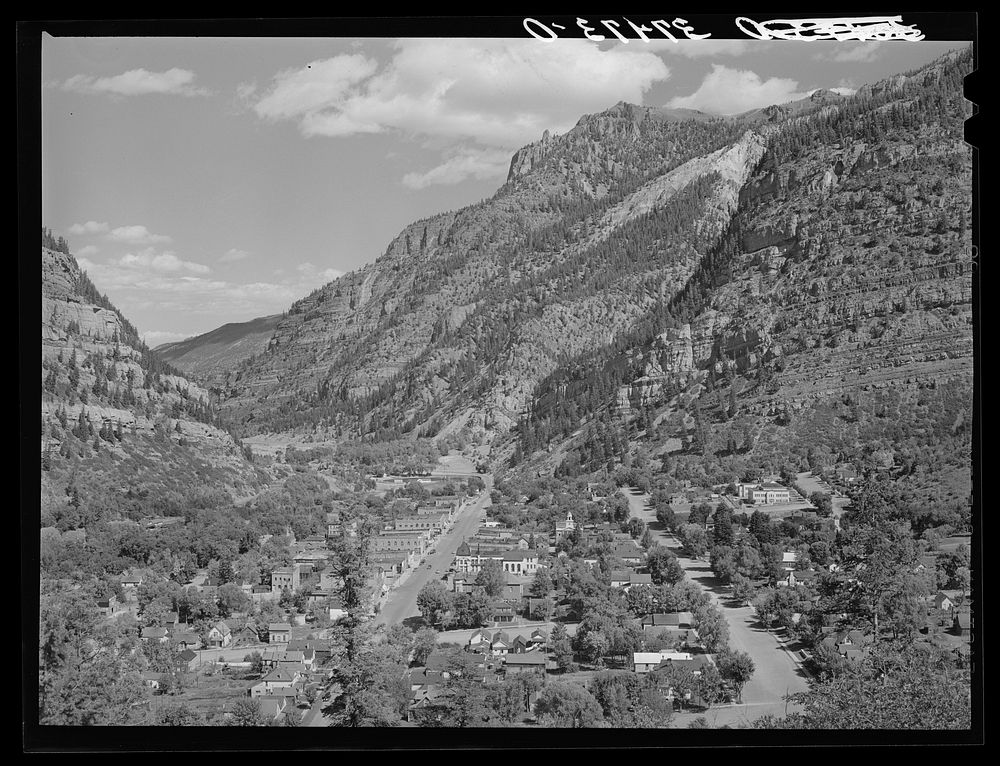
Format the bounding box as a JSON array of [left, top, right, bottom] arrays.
[[117, 248, 210, 275], [68, 220, 109, 235], [252, 39, 670, 148], [108, 225, 172, 245], [62, 68, 210, 97], [77, 254, 345, 322], [667, 65, 810, 115], [831, 86, 857, 96], [75, 245, 99, 258], [220, 248, 250, 263], [402, 147, 512, 189], [254, 55, 380, 123]]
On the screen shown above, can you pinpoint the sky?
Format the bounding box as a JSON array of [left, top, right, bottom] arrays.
[[41, 33, 968, 347]]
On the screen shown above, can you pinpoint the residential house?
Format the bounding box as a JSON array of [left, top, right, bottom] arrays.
[[526, 629, 549, 651], [268, 623, 292, 644], [96, 595, 119, 618], [640, 613, 696, 630], [328, 599, 347, 623], [490, 631, 512, 656], [953, 611, 972, 637], [406, 686, 454, 723], [233, 623, 261, 646], [935, 590, 963, 613], [510, 635, 529, 655], [170, 630, 201, 652], [140, 626, 169, 643], [613, 543, 644, 568], [175, 649, 199, 672], [779, 569, 819, 588], [633, 651, 695, 674], [207, 621, 233, 648], [405, 667, 450, 690], [491, 604, 517, 624], [119, 570, 146, 590], [250, 667, 300, 697], [820, 629, 873, 660], [503, 652, 548, 675], [468, 628, 492, 650]]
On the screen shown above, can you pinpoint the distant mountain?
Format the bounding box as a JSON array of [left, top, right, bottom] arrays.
[[154, 314, 282, 389]]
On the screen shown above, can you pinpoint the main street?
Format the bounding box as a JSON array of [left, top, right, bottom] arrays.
[[624, 488, 810, 726], [304, 474, 493, 726], [374, 475, 493, 627]]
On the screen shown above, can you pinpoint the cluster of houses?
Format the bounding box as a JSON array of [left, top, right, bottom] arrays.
[[405, 608, 719, 720]]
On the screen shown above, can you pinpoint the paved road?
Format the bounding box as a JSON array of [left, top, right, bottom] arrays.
[[374, 477, 493, 628], [624, 488, 810, 723]]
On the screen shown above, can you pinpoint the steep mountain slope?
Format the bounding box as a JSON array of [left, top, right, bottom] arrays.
[[41, 243, 268, 524], [219, 105, 757, 438], [154, 314, 282, 389], [218, 48, 974, 492], [517, 48, 973, 527]]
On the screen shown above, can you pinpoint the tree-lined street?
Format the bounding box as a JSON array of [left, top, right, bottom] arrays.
[[624, 488, 810, 726]]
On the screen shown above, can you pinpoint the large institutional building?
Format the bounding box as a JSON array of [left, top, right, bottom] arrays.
[[737, 481, 791, 505]]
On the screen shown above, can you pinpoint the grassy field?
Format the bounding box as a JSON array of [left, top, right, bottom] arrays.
[[147, 669, 256, 722]]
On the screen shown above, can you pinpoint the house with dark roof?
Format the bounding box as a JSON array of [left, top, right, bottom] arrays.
[[503, 652, 548, 675], [641, 612, 695, 630], [140, 625, 169, 643], [613, 543, 644, 567], [953, 611, 972, 636], [169, 629, 201, 652], [175, 648, 199, 672]]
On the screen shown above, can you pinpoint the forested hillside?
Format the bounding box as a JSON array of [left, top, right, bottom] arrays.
[[516, 47, 973, 533]]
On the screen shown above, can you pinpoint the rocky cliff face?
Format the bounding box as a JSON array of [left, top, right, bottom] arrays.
[[219, 103, 751, 439], [41, 247, 266, 496], [218, 48, 973, 472], [609, 49, 973, 426]]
